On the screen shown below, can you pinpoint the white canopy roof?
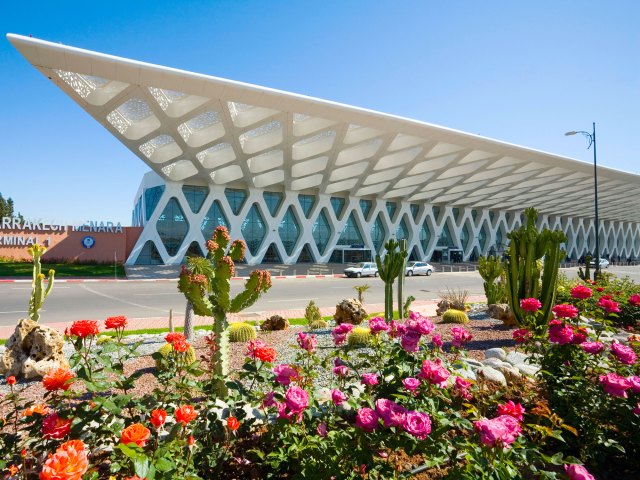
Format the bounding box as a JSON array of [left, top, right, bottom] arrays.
[[8, 33, 640, 223]]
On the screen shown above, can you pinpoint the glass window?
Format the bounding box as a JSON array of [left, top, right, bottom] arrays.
[[330, 197, 346, 219], [182, 185, 209, 213], [489, 211, 495, 222], [144, 185, 165, 221], [312, 209, 332, 255], [241, 204, 266, 255], [371, 214, 386, 252], [410, 204, 420, 221], [432, 205, 441, 220], [279, 206, 300, 255], [135, 240, 163, 265], [201, 200, 228, 240], [298, 194, 315, 218], [452, 207, 460, 219], [262, 243, 281, 263], [471, 209, 478, 221], [438, 223, 455, 248], [296, 244, 314, 263], [337, 212, 364, 245], [360, 199, 372, 220], [156, 197, 189, 257], [263, 191, 283, 216], [396, 218, 409, 241], [386, 202, 397, 220], [478, 224, 488, 250], [225, 188, 247, 215], [420, 222, 431, 252], [184, 241, 204, 261], [461, 223, 471, 250]]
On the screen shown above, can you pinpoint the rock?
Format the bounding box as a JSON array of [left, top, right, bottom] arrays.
[[334, 299, 367, 325], [516, 364, 539, 376], [436, 299, 465, 317], [486, 303, 517, 326], [505, 351, 529, 366], [497, 364, 522, 382], [484, 348, 507, 361], [477, 366, 507, 387], [461, 358, 484, 370], [261, 315, 289, 331], [482, 358, 508, 369], [0, 319, 69, 379], [452, 364, 477, 381]]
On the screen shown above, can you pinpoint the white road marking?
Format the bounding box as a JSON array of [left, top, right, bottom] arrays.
[[267, 298, 318, 302], [12, 287, 69, 290], [80, 285, 170, 313], [0, 310, 29, 314], [133, 293, 183, 296]]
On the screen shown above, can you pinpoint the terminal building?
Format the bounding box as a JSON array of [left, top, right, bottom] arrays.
[[8, 34, 640, 266]]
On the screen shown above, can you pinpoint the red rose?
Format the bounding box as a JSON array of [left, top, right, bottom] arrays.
[[120, 423, 151, 447], [42, 368, 75, 391], [165, 332, 186, 343], [69, 320, 99, 338], [172, 339, 190, 353], [42, 413, 72, 439], [150, 409, 167, 428], [254, 346, 277, 363], [227, 416, 240, 431], [175, 405, 198, 424], [6, 375, 16, 386], [629, 294, 640, 306], [105, 315, 128, 330]]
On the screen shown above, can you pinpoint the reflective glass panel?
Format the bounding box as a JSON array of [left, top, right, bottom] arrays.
[[241, 204, 266, 255], [279, 206, 300, 255], [298, 194, 315, 218], [225, 188, 247, 215], [135, 240, 163, 265], [144, 185, 165, 221], [182, 185, 209, 213], [263, 191, 283, 216], [201, 200, 228, 239], [337, 212, 364, 245], [359, 199, 372, 220], [157, 197, 189, 257], [312, 209, 332, 255], [330, 197, 346, 219], [371, 214, 386, 252]]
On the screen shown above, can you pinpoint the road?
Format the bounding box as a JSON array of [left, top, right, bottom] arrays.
[[1, 266, 638, 327]]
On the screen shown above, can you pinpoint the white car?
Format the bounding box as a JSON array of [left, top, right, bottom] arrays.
[[405, 261, 434, 276], [589, 258, 610, 268], [344, 262, 379, 278]]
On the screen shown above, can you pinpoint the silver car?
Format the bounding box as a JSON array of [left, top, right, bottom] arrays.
[[344, 262, 379, 278], [405, 261, 434, 276]]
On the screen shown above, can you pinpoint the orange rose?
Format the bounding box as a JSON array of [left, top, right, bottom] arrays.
[[40, 440, 87, 480], [150, 409, 167, 428], [226, 416, 240, 431], [105, 315, 128, 330], [6, 375, 16, 386], [42, 413, 72, 439], [42, 368, 75, 391], [175, 405, 198, 424], [24, 404, 51, 417], [120, 423, 151, 447]]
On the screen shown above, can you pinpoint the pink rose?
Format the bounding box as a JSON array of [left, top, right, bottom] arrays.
[[355, 407, 379, 432], [273, 364, 299, 385], [599, 372, 632, 398], [581, 341, 605, 354], [571, 326, 588, 345], [598, 297, 620, 313], [402, 411, 431, 440], [454, 376, 473, 400], [332, 323, 354, 345], [375, 398, 407, 427], [564, 464, 595, 480], [401, 330, 422, 352], [474, 415, 522, 448], [627, 376, 640, 393], [297, 332, 317, 353], [285, 386, 309, 413], [548, 320, 574, 345], [331, 389, 347, 405], [552, 304, 579, 318], [570, 285, 593, 300], [402, 377, 421, 394], [628, 294, 640, 306], [388, 320, 405, 338], [520, 297, 542, 312], [512, 329, 532, 344], [432, 334, 443, 349], [451, 326, 473, 348], [362, 373, 379, 387], [496, 401, 525, 421], [262, 391, 277, 407], [415, 318, 436, 335], [611, 341, 637, 365], [333, 365, 349, 377], [419, 359, 450, 387], [368, 317, 389, 334], [317, 422, 328, 437]]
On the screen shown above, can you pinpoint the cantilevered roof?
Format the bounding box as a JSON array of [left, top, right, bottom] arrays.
[[8, 33, 640, 223]]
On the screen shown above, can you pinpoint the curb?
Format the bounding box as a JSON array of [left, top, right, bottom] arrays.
[[0, 274, 347, 283]]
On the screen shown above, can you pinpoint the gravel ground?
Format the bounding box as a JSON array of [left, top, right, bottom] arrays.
[[0, 312, 516, 414]]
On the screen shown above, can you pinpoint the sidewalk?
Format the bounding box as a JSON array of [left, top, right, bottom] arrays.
[[0, 296, 487, 339]]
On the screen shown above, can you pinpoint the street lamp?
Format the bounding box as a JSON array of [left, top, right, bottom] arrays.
[[565, 122, 600, 277]]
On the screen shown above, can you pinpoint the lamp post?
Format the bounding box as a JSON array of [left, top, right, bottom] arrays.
[[565, 122, 600, 277]]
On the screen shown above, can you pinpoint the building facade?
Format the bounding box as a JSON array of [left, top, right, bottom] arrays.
[[9, 33, 640, 266]]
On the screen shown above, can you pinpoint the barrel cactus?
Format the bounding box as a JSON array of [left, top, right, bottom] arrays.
[[348, 327, 373, 347], [441, 309, 469, 324], [229, 322, 257, 343], [155, 342, 197, 370], [309, 319, 329, 330]]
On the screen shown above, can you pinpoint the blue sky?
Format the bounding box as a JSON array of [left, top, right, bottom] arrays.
[[1, 1, 638, 225]]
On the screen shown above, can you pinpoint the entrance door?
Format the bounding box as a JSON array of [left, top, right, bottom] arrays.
[[343, 249, 371, 263]]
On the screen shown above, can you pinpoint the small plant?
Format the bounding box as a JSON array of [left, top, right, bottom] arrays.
[[261, 314, 289, 331], [26, 244, 55, 322], [478, 255, 505, 304], [578, 254, 596, 282], [441, 309, 469, 324], [353, 284, 370, 303], [305, 300, 322, 324], [155, 342, 197, 370], [441, 287, 469, 310], [309, 319, 329, 330], [347, 326, 372, 347], [403, 295, 415, 317], [228, 322, 257, 342]]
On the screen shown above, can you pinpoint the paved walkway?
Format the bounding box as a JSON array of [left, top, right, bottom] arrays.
[[0, 295, 487, 339]]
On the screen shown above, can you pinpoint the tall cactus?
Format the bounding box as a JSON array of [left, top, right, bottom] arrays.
[[375, 239, 408, 322], [27, 244, 55, 322], [505, 207, 566, 328], [397, 239, 407, 318], [178, 226, 271, 396], [577, 254, 593, 282], [478, 255, 505, 304]]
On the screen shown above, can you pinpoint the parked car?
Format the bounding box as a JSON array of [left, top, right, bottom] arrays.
[[405, 261, 434, 276], [589, 258, 610, 268], [344, 262, 378, 278]]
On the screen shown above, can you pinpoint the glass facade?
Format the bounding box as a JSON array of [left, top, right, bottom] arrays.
[[338, 212, 364, 245], [313, 209, 332, 255], [201, 200, 228, 240], [410, 204, 419, 221], [279, 206, 300, 255], [263, 191, 283, 216], [298, 194, 315, 218], [396, 218, 409, 241], [432, 206, 441, 221], [144, 185, 165, 221], [182, 185, 209, 213], [185, 241, 204, 258], [438, 223, 455, 248], [360, 199, 372, 220], [371, 214, 386, 252], [241, 204, 266, 255], [156, 197, 189, 257], [297, 244, 314, 263], [330, 197, 346, 219], [386, 201, 397, 220], [135, 240, 163, 265], [262, 243, 281, 263], [461, 223, 470, 250], [225, 188, 247, 215], [478, 224, 488, 250], [420, 222, 430, 252]]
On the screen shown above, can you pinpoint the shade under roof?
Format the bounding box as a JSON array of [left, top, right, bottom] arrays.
[[8, 33, 640, 223]]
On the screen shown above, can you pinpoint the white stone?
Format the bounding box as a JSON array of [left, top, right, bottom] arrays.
[[497, 364, 522, 382], [484, 348, 507, 361], [505, 351, 529, 366], [482, 358, 508, 369], [477, 366, 507, 386], [516, 364, 539, 376], [452, 365, 477, 381]]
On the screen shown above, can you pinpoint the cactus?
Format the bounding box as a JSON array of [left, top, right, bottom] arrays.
[[578, 255, 593, 282], [375, 239, 408, 322], [155, 342, 197, 370], [347, 327, 372, 347], [397, 239, 407, 318], [478, 255, 505, 305], [229, 322, 257, 343], [178, 226, 272, 397], [505, 207, 567, 329], [353, 284, 370, 304], [441, 309, 469, 324], [309, 319, 329, 330], [403, 295, 415, 318], [26, 244, 55, 322], [305, 300, 322, 325]]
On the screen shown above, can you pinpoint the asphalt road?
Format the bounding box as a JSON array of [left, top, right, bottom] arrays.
[[1, 266, 639, 327]]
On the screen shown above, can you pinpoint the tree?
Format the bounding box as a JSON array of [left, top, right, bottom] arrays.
[[0, 192, 22, 220]]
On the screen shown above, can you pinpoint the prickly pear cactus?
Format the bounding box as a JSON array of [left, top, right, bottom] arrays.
[[478, 255, 505, 305], [348, 327, 372, 348], [375, 239, 408, 322], [228, 322, 257, 343], [27, 244, 55, 322], [178, 226, 272, 397], [441, 309, 469, 324]]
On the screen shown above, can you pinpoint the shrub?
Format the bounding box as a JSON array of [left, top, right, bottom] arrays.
[[309, 319, 328, 330], [228, 322, 257, 342], [304, 300, 322, 325], [442, 309, 469, 324]]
